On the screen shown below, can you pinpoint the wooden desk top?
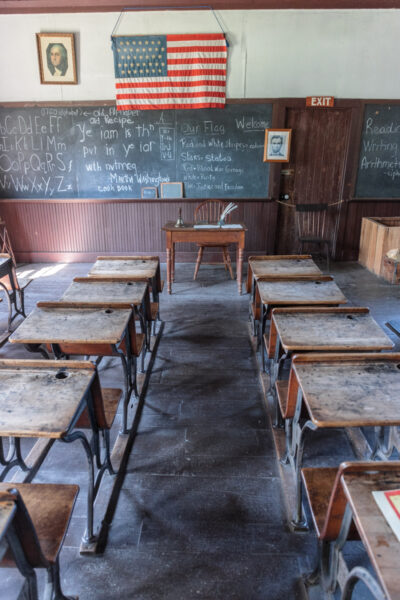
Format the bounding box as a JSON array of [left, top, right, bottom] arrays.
[[293, 353, 400, 427], [89, 257, 159, 280], [341, 471, 400, 600], [89, 258, 159, 281], [89, 256, 160, 281], [0, 359, 94, 438], [249, 255, 321, 279], [9, 305, 131, 345], [61, 279, 148, 307], [162, 222, 247, 232], [257, 277, 347, 306], [272, 308, 393, 352]]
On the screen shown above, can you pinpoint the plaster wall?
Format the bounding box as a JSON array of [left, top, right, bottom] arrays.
[[0, 9, 397, 102]]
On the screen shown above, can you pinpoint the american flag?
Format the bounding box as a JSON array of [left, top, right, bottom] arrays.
[[111, 33, 227, 111]]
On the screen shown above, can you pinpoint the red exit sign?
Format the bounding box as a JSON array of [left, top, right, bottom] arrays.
[[306, 96, 334, 108]]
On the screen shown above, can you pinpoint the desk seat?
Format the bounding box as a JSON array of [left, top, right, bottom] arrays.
[[0, 483, 78, 566], [76, 387, 122, 430], [275, 380, 289, 417], [302, 466, 345, 539], [0, 483, 78, 599]]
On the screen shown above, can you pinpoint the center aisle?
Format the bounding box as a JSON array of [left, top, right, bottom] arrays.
[[63, 264, 315, 599]]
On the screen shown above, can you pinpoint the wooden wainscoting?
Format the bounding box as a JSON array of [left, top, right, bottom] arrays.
[[0, 198, 277, 263]]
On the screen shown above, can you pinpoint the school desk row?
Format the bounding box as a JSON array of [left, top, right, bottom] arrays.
[[247, 255, 400, 600], [0, 255, 163, 599]]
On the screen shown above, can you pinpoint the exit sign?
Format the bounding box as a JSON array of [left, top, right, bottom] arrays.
[[306, 96, 335, 107]]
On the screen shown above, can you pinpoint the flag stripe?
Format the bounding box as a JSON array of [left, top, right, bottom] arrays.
[[168, 58, 227, 65], [117, 91, 226, 100], [167, 33, 225, 41], [168, 41, 226, 49], [117, 102, 225, 110], [116, 79, 225, 89], [166, 45, 227, 53], [118, 96, 224, 105], [168, 68, 226, 76]]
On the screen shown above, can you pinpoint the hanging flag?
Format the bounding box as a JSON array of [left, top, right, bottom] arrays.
[[111, 33, 227, 111]]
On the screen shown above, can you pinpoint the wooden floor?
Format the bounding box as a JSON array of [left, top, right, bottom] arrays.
[[1, 260, 399, 599]]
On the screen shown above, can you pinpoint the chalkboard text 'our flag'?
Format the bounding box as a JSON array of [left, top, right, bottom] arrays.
[[112, 34, 227, 111]]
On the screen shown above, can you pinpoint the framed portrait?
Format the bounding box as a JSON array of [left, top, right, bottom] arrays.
[[36, 33, 77, 85], [161, 182, 184, 199], [141, 186, 158, 199], [263, 129, 292, 163]]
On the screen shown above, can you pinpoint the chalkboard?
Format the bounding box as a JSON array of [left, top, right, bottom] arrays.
[[355, 104, 400, 198], [0, 103, 272, 200]]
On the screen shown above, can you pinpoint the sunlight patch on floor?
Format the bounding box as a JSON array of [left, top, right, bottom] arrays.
[[17, 264, 67, 279]]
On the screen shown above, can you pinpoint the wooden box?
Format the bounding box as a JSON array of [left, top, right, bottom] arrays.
[[359, 217, 400, 282]]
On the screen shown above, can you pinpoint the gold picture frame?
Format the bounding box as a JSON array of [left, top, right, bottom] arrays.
[[36, 33, 77, 85], [263, 128, 292, 163]]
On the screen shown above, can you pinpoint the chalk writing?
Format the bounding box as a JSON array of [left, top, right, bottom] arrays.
[[356, 105, 400, 198], [0, 104, 271, 199]]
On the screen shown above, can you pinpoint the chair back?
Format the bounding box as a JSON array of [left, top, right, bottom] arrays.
[[194, 200, 232, 224], [295, 203, 329, 242]]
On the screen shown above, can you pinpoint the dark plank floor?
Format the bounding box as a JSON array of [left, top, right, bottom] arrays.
[[0, 260, 399, 599]]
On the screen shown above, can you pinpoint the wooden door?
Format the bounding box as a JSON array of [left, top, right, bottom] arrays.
[[275, 107, 352, 255]]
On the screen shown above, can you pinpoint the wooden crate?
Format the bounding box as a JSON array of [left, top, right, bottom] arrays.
[[359, 217, 400, 281]]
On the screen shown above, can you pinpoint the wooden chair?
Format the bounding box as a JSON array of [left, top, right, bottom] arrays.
[[0, 483, 78, 599], [295, 203, 331, 272], [193, 200, 234, 280]]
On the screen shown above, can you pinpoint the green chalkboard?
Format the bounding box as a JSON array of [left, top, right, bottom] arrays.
[[356, 104, 400, 198], [0, 103, 272, 199]]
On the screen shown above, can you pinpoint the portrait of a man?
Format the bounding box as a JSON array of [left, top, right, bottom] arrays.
[[36, 33, 77, 84], [263, 129, 292, 162], [269, 135, 285, 157], [46, 43, 68, 76]]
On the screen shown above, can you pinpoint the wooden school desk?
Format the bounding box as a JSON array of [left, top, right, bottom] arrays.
[[61, 277, 150, 360], [9, 303, 137, 434], [0, 359, 105, 552], [162, 222, 247, 294], [301, 461, 400, 600], [286, 353, 400, 529], [247, 255, 322, 330], [267, 307, 393, 423], [255, 276, 347, 366], [246, 254, 321, 294], [88, 255, 162, 302]]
